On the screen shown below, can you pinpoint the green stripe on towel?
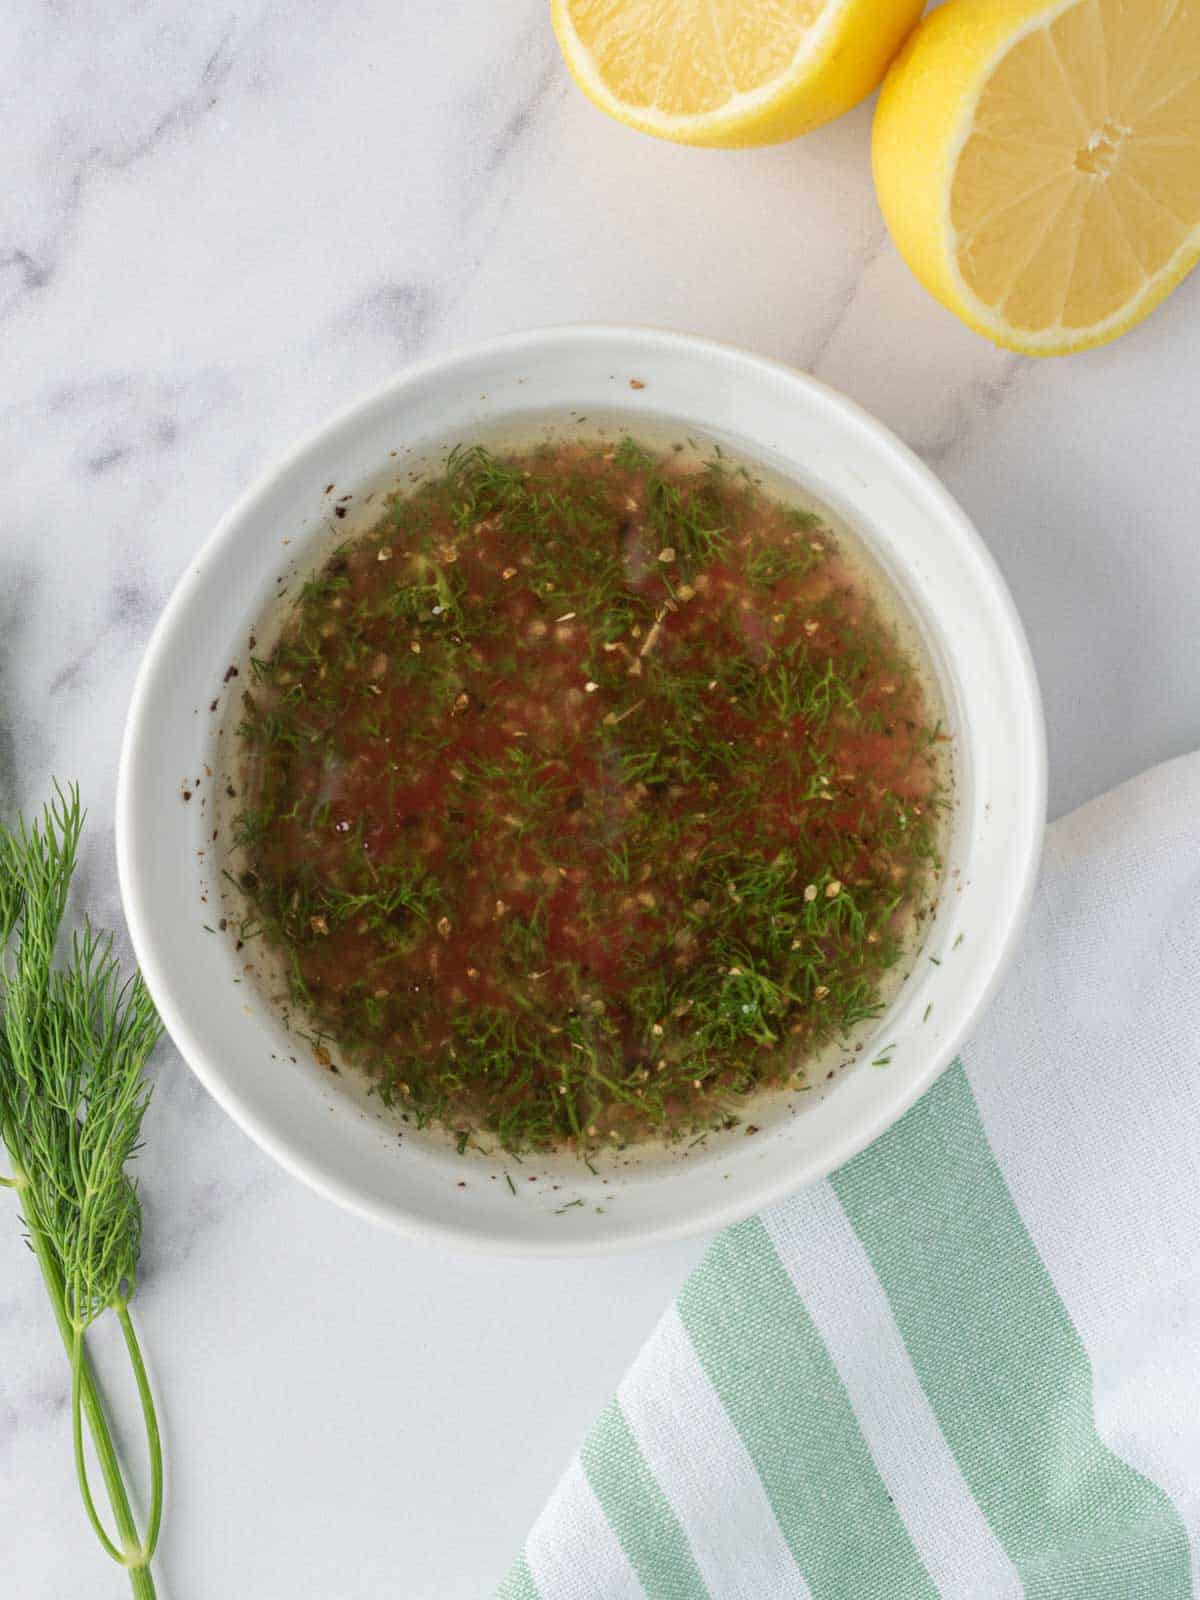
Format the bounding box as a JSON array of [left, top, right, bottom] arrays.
[[678, 1217, 938, 1600], [496, 1552, 541, 1600], [833, 1060, 1192, 1600], [582, 1399, 712, 1599]]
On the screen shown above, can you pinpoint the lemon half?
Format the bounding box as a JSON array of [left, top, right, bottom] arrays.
[[552, 0, 926, 148], [874, 0, 1200, 355]]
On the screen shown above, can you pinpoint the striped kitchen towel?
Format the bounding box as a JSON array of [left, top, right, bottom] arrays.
[[499, 752, 1200, 1600]]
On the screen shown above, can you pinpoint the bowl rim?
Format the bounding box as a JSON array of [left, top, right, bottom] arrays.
[[117, 322, 1046, 1255]]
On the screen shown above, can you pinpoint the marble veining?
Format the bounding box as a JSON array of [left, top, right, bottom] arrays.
[[3, 1, 1200, 1594], [4, 16, 239, 324], [917, 352, 1027, 467]]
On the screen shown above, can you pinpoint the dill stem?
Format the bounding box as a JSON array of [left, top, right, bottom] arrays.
[[116, 1302, 164, 1561], [26, 1219, 157, 1598], [71, 1326, 124, 1565]]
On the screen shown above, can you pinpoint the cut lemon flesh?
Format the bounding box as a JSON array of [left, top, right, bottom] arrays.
[[873, 0, 1200, 354], [553, 0, 926, 148]]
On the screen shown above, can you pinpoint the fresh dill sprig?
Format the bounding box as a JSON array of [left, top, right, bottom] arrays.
[[0, 785, 164, 1599]]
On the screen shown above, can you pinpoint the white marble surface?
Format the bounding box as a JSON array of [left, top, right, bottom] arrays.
[[3, 2, 1199, 1594]]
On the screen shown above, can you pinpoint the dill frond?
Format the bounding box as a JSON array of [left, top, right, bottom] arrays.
[[0, 785, 163, 1597]]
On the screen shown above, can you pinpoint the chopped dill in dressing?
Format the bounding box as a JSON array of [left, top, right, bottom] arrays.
[[229, 438, 948, 1156]]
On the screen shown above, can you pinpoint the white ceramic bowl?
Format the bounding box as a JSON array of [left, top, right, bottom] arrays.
[[117, 325, 1045, 1255]]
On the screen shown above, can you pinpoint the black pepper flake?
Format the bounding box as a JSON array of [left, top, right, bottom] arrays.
[[223, 665, 239, 683], [334, 506, 347, 519]]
